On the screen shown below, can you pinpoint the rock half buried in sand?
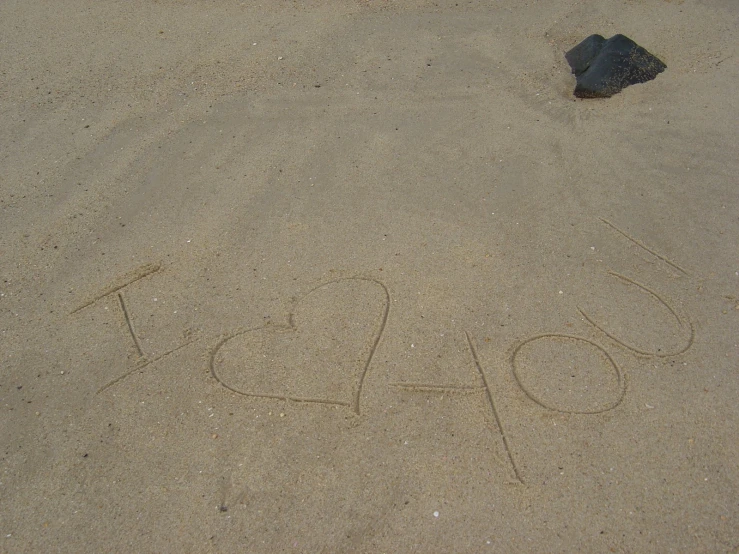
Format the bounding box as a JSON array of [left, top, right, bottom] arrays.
[[565, 34, 666, 98]]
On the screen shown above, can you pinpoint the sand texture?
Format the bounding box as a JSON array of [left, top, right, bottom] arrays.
[[1, 0, 737, 552]]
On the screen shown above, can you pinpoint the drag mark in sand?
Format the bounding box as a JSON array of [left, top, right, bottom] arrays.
[[71, 262, 161, 314], [217, 474, 248, 514], [466, 331, 524, 484], [118, 292, 144, 358], [209, 277, 390, 415], [389, 382, 485, 395], [339, 278, 391, 415], [599, 218, 689, 276], [577, 271, 694, 358], [207, 329, 354, 407], [97, 338, 199, 394]]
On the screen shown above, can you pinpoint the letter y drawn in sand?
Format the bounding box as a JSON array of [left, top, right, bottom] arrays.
[[578, 271, 694, 358]]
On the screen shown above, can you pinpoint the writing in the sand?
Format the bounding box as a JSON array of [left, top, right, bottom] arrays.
[[72, 217, 694, 484]]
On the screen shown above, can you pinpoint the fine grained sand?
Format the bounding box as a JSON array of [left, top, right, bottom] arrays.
[[1, 1, 737, 551]]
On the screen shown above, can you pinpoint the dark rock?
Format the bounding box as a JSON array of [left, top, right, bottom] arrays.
[[565, 34, 666, 98]]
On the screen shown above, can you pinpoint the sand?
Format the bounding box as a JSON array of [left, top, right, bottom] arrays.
[[1, 0, 737, 551]]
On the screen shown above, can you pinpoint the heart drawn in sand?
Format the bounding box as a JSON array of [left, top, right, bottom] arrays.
[[209, 278, 389, 414]]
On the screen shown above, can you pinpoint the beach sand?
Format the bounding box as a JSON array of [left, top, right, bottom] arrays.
[[1, 0, 737, 551]]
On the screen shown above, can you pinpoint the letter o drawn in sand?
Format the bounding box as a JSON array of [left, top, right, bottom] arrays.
[[511, 334, 626, 414]]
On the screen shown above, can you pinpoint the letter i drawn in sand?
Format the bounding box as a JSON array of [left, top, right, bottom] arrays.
[[97, 293, 198, 393], [68, 262, 197, 393]]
